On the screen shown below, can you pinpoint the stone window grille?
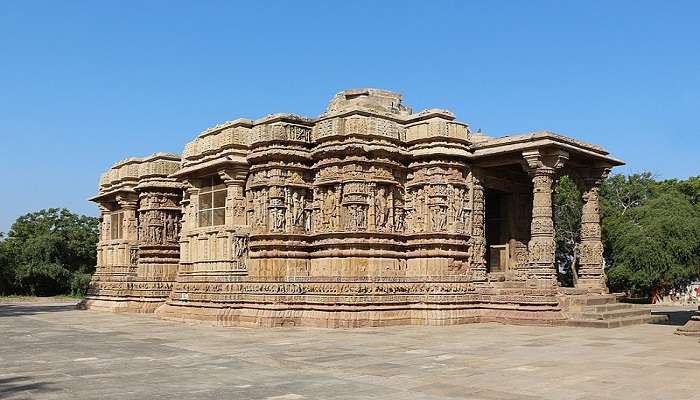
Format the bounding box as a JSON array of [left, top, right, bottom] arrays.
[[198, 176, 226, 227]]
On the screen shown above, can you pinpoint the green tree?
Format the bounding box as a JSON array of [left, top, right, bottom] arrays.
[[553, 175, 582, 286], [601, 175, 700, 300], [599, 172, 657, 217], [0, 208, 99, 296]]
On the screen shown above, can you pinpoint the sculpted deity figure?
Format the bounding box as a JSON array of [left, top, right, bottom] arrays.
[[253, 190, 266, 226], [432, 205, 447, 231], [232, 236, 248, 259], [291, 191, 304, 227], [346, 204, 357, 230], [145, 211, 160, 243], [394, 207, 404, 232], [164, 214, 174, 242], [414, 188, 425, 232], [273, 208, 286, 231], [322, 188, 337, 229], [453, 187, 465, 225], [129, 247, 138, 266], [357, 205, 367, 230], [173, 216, 180, 239], [375, 186, 389, 229]]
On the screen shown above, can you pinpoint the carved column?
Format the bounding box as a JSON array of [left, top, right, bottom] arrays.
[[470, 168, 487, 281], [522, 150, 568, 287], [577, 169, 609, 293]]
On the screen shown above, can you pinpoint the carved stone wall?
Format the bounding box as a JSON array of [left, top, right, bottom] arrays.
[[88, 89, 622, 327], [79, 153, 182, 312]]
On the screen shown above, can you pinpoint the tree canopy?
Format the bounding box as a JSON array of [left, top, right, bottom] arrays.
[[555, 172, 700, 300], [0, 208, 98, 296]]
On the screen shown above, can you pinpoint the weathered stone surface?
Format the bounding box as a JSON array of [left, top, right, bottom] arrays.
[[83, 89, 626, 327], [2, 301, 698, 400]]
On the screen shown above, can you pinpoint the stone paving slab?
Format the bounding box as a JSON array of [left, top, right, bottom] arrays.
[[0, 302, 697, 400]]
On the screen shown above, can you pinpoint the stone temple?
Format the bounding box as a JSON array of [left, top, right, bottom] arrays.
[[80, 88, 659, 328]]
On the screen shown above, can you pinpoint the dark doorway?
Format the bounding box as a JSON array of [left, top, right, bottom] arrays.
[[485, 189, 510, 273]]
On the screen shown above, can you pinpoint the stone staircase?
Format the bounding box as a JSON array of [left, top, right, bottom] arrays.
[[563, 293, 667, 328]]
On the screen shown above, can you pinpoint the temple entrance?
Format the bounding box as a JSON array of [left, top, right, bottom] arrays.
[[485, 189, 510, 273]]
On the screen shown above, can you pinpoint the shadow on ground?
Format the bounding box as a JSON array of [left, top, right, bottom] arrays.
[[0, 376, 58, 399], [651, 309, 695, 326], [0, 303, 77, 318]]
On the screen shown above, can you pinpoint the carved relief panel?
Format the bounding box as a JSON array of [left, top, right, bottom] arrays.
[[405, 164, 472, 235], [312, 159, 402, 235], [138, 193, 181, 245], [246, 166, 312, 235]]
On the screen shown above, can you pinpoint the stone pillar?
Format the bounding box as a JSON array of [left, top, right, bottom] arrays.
[[577, 170, 609, 293], [522, 149, 568, 287]]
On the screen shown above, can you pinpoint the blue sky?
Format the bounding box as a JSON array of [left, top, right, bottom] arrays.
[[1, 1, 698, 232]]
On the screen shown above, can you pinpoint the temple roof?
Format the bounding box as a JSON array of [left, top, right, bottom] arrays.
[[90, 152, 182, 202], [95, 90, 623, 183]]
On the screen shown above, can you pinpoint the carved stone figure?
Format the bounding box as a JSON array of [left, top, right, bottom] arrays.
[[374, 186, 389, 229], [453, 187, 465, 226], [129, 247, 138, 266], [291, 191, 304, 227], [273, 208, 285, 231], [431, 205, 447, 231], [322, 188, 337, 230], [232, 235, 248, 259], [394, 208, 405, 232]]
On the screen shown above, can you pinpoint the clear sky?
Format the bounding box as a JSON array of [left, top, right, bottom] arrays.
[[1, 1, 698, 233]]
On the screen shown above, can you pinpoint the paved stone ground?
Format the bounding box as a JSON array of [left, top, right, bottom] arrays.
[[0, 301, 698, 400]]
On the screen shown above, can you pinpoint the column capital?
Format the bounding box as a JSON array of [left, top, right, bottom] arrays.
[[218, 168, 248, 185], [579, 166, 612, 191], [521, 149, 569, 176], [116, 194, 138, 209]]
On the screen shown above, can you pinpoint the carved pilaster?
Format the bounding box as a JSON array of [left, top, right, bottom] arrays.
[[470, 169, 487, 281], [117, 195, 139, 242], [219, 168, 248, 228], [522, 149, 568, 287]]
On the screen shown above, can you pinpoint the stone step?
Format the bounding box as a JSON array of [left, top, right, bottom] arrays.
[[580, 308, 651, 321], [565, 314, 667, 328], [592, 303, 634, 312], [581, 294, 620, 306]]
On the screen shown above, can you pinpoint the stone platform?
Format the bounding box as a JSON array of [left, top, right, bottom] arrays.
[[1, 301, 697, 400]]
